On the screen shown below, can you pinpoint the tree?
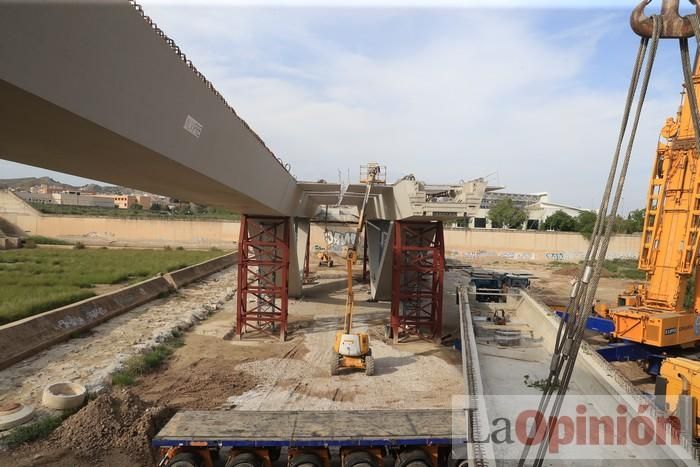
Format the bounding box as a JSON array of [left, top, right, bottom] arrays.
[[149, 203, 162, 212], [576, 211, 597, 239], [132, 203, 143, 210], [542, 210, 577, 231], [623, 208, 645, 233], [487, 198, 527, 229]]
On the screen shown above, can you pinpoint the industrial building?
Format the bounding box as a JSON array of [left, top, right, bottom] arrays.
[[15, 190, 115, 208]]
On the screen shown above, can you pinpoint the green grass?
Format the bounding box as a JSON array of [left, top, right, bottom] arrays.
[[1, 414, 66, 447], [0, 248, 225, 324], [25, 235, 73, 245], [601, 259, 646, 280], [30, 202, 240, 220], [111, 334, 184, 386]]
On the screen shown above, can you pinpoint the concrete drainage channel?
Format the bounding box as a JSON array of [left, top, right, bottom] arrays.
[[0, 252, 236, 371], [464, 281, 697, 465], [0, 253, 237, 440]]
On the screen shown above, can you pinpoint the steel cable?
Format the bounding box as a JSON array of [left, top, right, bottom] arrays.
[[517, 27, 650, 466], [517, 15, 661, 466]]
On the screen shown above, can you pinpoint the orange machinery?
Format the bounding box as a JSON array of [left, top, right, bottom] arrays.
[[607, 63, 700, 347]]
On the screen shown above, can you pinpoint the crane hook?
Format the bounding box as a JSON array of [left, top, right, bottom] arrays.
[[631, 0, 700, 38]]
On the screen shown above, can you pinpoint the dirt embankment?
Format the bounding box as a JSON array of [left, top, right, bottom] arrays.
[[2, 390, 172, 467]]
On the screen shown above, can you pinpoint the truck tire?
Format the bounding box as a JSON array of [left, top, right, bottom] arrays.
[[169, 452, 202, 467], [226, 452, 262, 467], [290, 452, 324, 467], [331, 353, 341, 376], [394, 449, 432, 467], [267, 447, 282, 461], [365, 355, 375, 376], [344, 450, 380, 467]]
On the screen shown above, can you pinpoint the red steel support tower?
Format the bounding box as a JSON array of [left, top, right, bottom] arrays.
[[391, 220, 444, 343], [236, 215, 290, 341]]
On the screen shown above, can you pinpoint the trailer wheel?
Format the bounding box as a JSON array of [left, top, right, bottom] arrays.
[[344, 451, 380, 467], [331, 353, 341, 376], [365, 355, 375, 376], [290, 452, 324, 467], [226, 452, 262, 467], [268, 447, 282, 462], [169, 452, 202, 467], [394, 449, 432, 467]]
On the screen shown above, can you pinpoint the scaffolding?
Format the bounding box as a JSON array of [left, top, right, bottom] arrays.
[[390, 220, 444, 343], [236, 215, 290, 341]]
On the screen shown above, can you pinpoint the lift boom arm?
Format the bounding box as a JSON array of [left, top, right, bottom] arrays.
[[342, 166, 379, 334]]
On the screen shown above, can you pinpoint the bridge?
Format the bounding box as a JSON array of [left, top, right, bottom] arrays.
[[0, 0, 485, 341]]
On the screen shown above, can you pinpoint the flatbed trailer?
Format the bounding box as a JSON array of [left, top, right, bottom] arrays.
[[153, 409, 469, 467]]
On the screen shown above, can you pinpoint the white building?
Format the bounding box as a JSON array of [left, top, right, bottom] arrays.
[[467, 188, 588, 230]]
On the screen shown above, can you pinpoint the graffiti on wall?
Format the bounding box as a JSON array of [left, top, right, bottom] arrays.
[[544, 252, 565, 261], [315, 229, 358, 254], [448, 249, 634, 262]]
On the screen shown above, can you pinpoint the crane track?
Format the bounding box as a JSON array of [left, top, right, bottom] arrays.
[[457, 285, 495, 467]]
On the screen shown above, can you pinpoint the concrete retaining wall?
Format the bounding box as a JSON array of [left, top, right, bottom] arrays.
[[0, 276, 172, 370], [0, 190, 641, 260], [441, 228, 639, 262], [0, 190, 238, 249], [165, 252, 236, 288], [308, 224, 640, 263], [0, 252, 238, 370]]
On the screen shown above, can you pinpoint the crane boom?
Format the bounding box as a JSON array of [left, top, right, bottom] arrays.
[[638, 65, 700, 312], [611, 63, 700, 347]]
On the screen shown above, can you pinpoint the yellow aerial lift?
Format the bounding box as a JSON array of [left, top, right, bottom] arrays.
[[330, 163, 381, 376]]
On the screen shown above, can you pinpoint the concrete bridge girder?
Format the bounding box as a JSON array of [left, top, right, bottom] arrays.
[[0, 1, 297, 216]]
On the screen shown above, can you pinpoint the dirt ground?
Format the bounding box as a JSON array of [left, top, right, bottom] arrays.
[[0, 257, 651, 466], [0, 264, 466, 466]]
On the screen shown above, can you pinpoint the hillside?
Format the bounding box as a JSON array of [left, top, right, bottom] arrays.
[[0, 176, 126, 194]]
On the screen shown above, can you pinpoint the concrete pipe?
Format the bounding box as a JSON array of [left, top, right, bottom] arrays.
[[495, 329, 521, 347], [0, 402, 35, 430], [41, 382, 87, 410]]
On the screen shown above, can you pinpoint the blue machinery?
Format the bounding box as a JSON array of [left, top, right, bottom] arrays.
[[555, 311, 666, 375]]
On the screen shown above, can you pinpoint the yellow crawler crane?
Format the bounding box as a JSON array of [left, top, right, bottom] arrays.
[[607, 62, 700, 348], [330, 164, 380, 376]]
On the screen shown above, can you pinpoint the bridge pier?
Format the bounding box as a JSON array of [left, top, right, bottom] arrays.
[[289, 218, 310, 298], [366, 220, 394, 301]]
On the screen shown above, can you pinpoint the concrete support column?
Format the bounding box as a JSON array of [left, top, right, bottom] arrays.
[[289, 218, 310, 298], [366, 220, 394, 301]]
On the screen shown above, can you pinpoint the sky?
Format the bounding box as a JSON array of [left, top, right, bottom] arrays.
[[2, 1, 698, 212]]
